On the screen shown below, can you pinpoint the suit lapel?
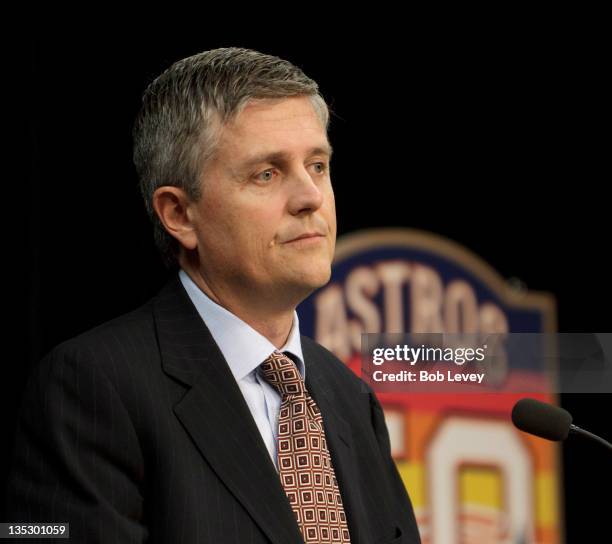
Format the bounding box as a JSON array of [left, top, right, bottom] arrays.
[[302, 339, 373, 544], [153, 274, 303, 544]]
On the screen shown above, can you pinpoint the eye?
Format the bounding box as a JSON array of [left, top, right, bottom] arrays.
[[255, 169, 277, 183], [312, 162, 328, 174]]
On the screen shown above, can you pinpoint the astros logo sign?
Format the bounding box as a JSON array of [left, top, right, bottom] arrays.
[[299, 228, 561, 544]]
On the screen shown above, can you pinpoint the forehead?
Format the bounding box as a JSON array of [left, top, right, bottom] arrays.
[[217, 96, 329, 156]]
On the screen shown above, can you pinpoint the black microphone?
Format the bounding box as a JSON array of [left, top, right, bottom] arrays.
[[511, 398, 612, 452]]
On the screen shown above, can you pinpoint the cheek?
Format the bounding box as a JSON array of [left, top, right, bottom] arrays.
[[196, 196, 243, 256], [323, 189, 337, 255], [323, 187, 337, 227], [240, 200, 284, 252]]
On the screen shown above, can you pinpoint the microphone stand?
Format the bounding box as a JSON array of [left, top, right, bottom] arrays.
[[569, 424, 612, 452]]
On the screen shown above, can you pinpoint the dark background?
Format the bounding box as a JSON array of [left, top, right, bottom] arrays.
[[5, 23, 610, 542]]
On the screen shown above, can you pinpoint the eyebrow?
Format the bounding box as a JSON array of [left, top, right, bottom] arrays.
[[240, 144, 334, 170]]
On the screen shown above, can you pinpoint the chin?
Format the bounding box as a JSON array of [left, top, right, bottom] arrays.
[[302, 267, 332, 290], [280, 266, 331, 296]]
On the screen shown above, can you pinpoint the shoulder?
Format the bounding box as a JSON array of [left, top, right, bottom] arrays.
[[35, 299, 158, 390], [58, 299, 154, 352], [42, 271, 183, 371]]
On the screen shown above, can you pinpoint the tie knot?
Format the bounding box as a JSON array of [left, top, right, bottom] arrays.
[[260, 350, 305, 397]]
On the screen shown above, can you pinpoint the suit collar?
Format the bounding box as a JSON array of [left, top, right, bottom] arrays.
[[152, 273, 371, 544], [176, 268, 305, 382]]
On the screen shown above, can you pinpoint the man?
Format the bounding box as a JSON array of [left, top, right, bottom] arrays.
[[6, 48, 420, 543]]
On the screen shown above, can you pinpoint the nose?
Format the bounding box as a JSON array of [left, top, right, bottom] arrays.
[[286, 165, 325, 216]]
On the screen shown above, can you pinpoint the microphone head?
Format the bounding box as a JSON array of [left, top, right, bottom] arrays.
[[511, 398, 573, 441]]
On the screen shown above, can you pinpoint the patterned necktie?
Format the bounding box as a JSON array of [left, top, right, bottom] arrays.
[[260, 350, 351, 544]]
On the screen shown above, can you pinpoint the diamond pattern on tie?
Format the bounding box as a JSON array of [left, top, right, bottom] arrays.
[[260, 350, 351, 544]]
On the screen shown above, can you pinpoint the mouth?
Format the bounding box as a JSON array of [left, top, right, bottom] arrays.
[[284, 233, 326, 245], [285, 232, 325, 247]]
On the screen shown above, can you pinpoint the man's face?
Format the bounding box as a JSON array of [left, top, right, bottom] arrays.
[[187, 95, 336, 305]]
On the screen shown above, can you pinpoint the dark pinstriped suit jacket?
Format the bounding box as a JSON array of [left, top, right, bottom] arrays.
[[5, 273, 421, 543]]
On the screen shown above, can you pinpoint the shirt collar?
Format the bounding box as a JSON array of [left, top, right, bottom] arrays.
[[178, 269, 305, 382]]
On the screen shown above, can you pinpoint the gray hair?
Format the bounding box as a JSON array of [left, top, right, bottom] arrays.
[[132, 47, 331, 269]]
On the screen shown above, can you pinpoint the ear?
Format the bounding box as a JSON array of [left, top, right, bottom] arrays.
[[152, 186, 198, 251]]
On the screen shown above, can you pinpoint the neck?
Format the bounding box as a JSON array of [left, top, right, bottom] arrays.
[[181, 264, 297, 349]]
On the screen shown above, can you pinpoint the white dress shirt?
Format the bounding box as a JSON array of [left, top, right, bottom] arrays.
[[178, 268, 305, 469]]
